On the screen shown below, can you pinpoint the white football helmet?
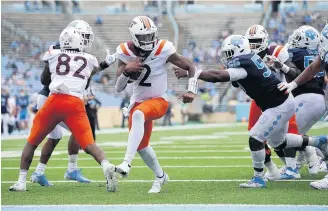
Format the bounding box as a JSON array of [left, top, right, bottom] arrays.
[[220, 35, 251, 65], [67, 20, 94, 49], [59, 27, 84, 52], [319, 22, 328, 60], [245, 24, 269, 54], [288, 25, 320, 50], [128, 16, 158, 51]]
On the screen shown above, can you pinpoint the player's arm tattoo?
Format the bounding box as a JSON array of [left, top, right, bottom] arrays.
[[294, 56, 322, 86], [167, 53, 196, 78], [198, 70, 230, 83], [284, 60, 301, 82], [41, 62, 51, 86]]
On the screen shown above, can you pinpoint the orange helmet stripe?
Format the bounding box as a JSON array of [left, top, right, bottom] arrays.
[[154, 40, 167, 56], [140, 16, 151, 29]]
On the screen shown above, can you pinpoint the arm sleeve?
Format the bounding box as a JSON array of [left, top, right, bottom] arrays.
[[226, 67, 248, 81], [115, 74, 130, 92]]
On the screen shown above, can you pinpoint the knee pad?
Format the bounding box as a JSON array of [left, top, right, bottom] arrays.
[[274, 148, 285, 158], [249, 136, 265, 151], [132, 110, 145, 123]]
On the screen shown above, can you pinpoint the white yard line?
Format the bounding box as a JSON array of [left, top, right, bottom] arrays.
[[0, 156, 281, 161], [2, 165, 255, 170], [1, 179, 318, 184]]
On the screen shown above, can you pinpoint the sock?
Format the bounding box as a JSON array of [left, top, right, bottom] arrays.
[[35, 163, 46, 175], [308, 135, 327, 147], [284, 148, 297, 169], [18, 169, 28, 183], [265, 161, 278, 174], [251, 149, 265, 177], [138, 146, 164, 178], [68, 154, 78, 172], [285, 134, 305, 148], [101, 160, 111, 174], [304, 147, 319, 167], [274, 149, 286, 164], [124, 110, 145, 165]]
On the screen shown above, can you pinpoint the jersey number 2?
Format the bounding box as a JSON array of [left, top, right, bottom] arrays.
[[139, 64, 151, 87], [251, 54, 271, 78], [56, 54, 87, 79]]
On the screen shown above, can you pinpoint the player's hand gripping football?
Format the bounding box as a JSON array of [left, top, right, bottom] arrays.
[[174, 67, 188, 79], [124, 57, 144, 74]]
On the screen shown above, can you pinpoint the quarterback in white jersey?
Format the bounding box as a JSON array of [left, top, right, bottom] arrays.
[[9, 27, 118, 192], [114, 16, 199, 193]]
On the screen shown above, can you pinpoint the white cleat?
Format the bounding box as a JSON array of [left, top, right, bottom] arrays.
[[310, 175, 328, 190], [308, 161, 320, 175], [264, 170, 281, 181], [116, 161, 131, 178], [148, 172, 169, 193], [279, 166, 287, 175], [319, 160, 328, 173], [8, 181, 26, 192], [103, 164, 118, 192]]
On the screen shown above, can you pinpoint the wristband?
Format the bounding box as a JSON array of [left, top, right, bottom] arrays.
[[188, 78, 198, 94]]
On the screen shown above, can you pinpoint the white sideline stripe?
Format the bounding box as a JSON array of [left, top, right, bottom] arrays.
[[1, 165, 254, 170], [3, 204, 328, 207], [2, 149, 249, 154], [2, 156, 272, 161], [1, 179, 317, 184]]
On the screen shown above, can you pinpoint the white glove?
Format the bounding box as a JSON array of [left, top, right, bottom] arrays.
[[277, 81, 298, 93], [105, 49, 117, 66], [265, 56, 290, 73]]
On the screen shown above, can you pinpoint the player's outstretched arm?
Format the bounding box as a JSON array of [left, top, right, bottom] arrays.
[[278, 56, 322, 93], [167, 53, 196, 78], [294, 56, 322, 85], [198, 70, 230, 83], [40, 62, 51, 86], [91, 50, 117, 76]]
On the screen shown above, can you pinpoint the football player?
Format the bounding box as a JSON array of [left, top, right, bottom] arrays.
[[9, 27, 118, 192], [267, 26, 325, 178], [114, 16, 198, 193], [30, 20, 117, 187], [244, 24, 299, 181], [279, 23, 328, 190], [174, 34, 328, 188]]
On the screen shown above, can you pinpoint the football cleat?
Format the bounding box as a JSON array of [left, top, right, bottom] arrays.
[[310, 175, 328, 190], [240, 176, 266, 188], [308, 161, 320, 175], [64, 169, 91, 183], [9, 181, 26, 192], [148, 172, 169, 193], [31, 172, 53, 186], [264, 170, 281, 181], [279, 166, 287, 174], [280, 167, 301, 180], [103, 163, 118, 192], [318, 160, 328, 173], [116, 161, 131, 178]]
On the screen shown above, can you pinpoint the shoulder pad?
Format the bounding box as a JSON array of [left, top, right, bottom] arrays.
[[116, 43, 133, 64], [154, 40, 176, 57], [42, 46, 61, 61], [272, 45, 289, 63]]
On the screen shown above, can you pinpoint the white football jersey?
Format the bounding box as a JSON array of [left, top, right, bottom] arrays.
[[43, 47, 98, 99], [116, 40, 176, 103]]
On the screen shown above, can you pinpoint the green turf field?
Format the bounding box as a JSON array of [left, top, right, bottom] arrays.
[[1, 123, 328, 205]]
